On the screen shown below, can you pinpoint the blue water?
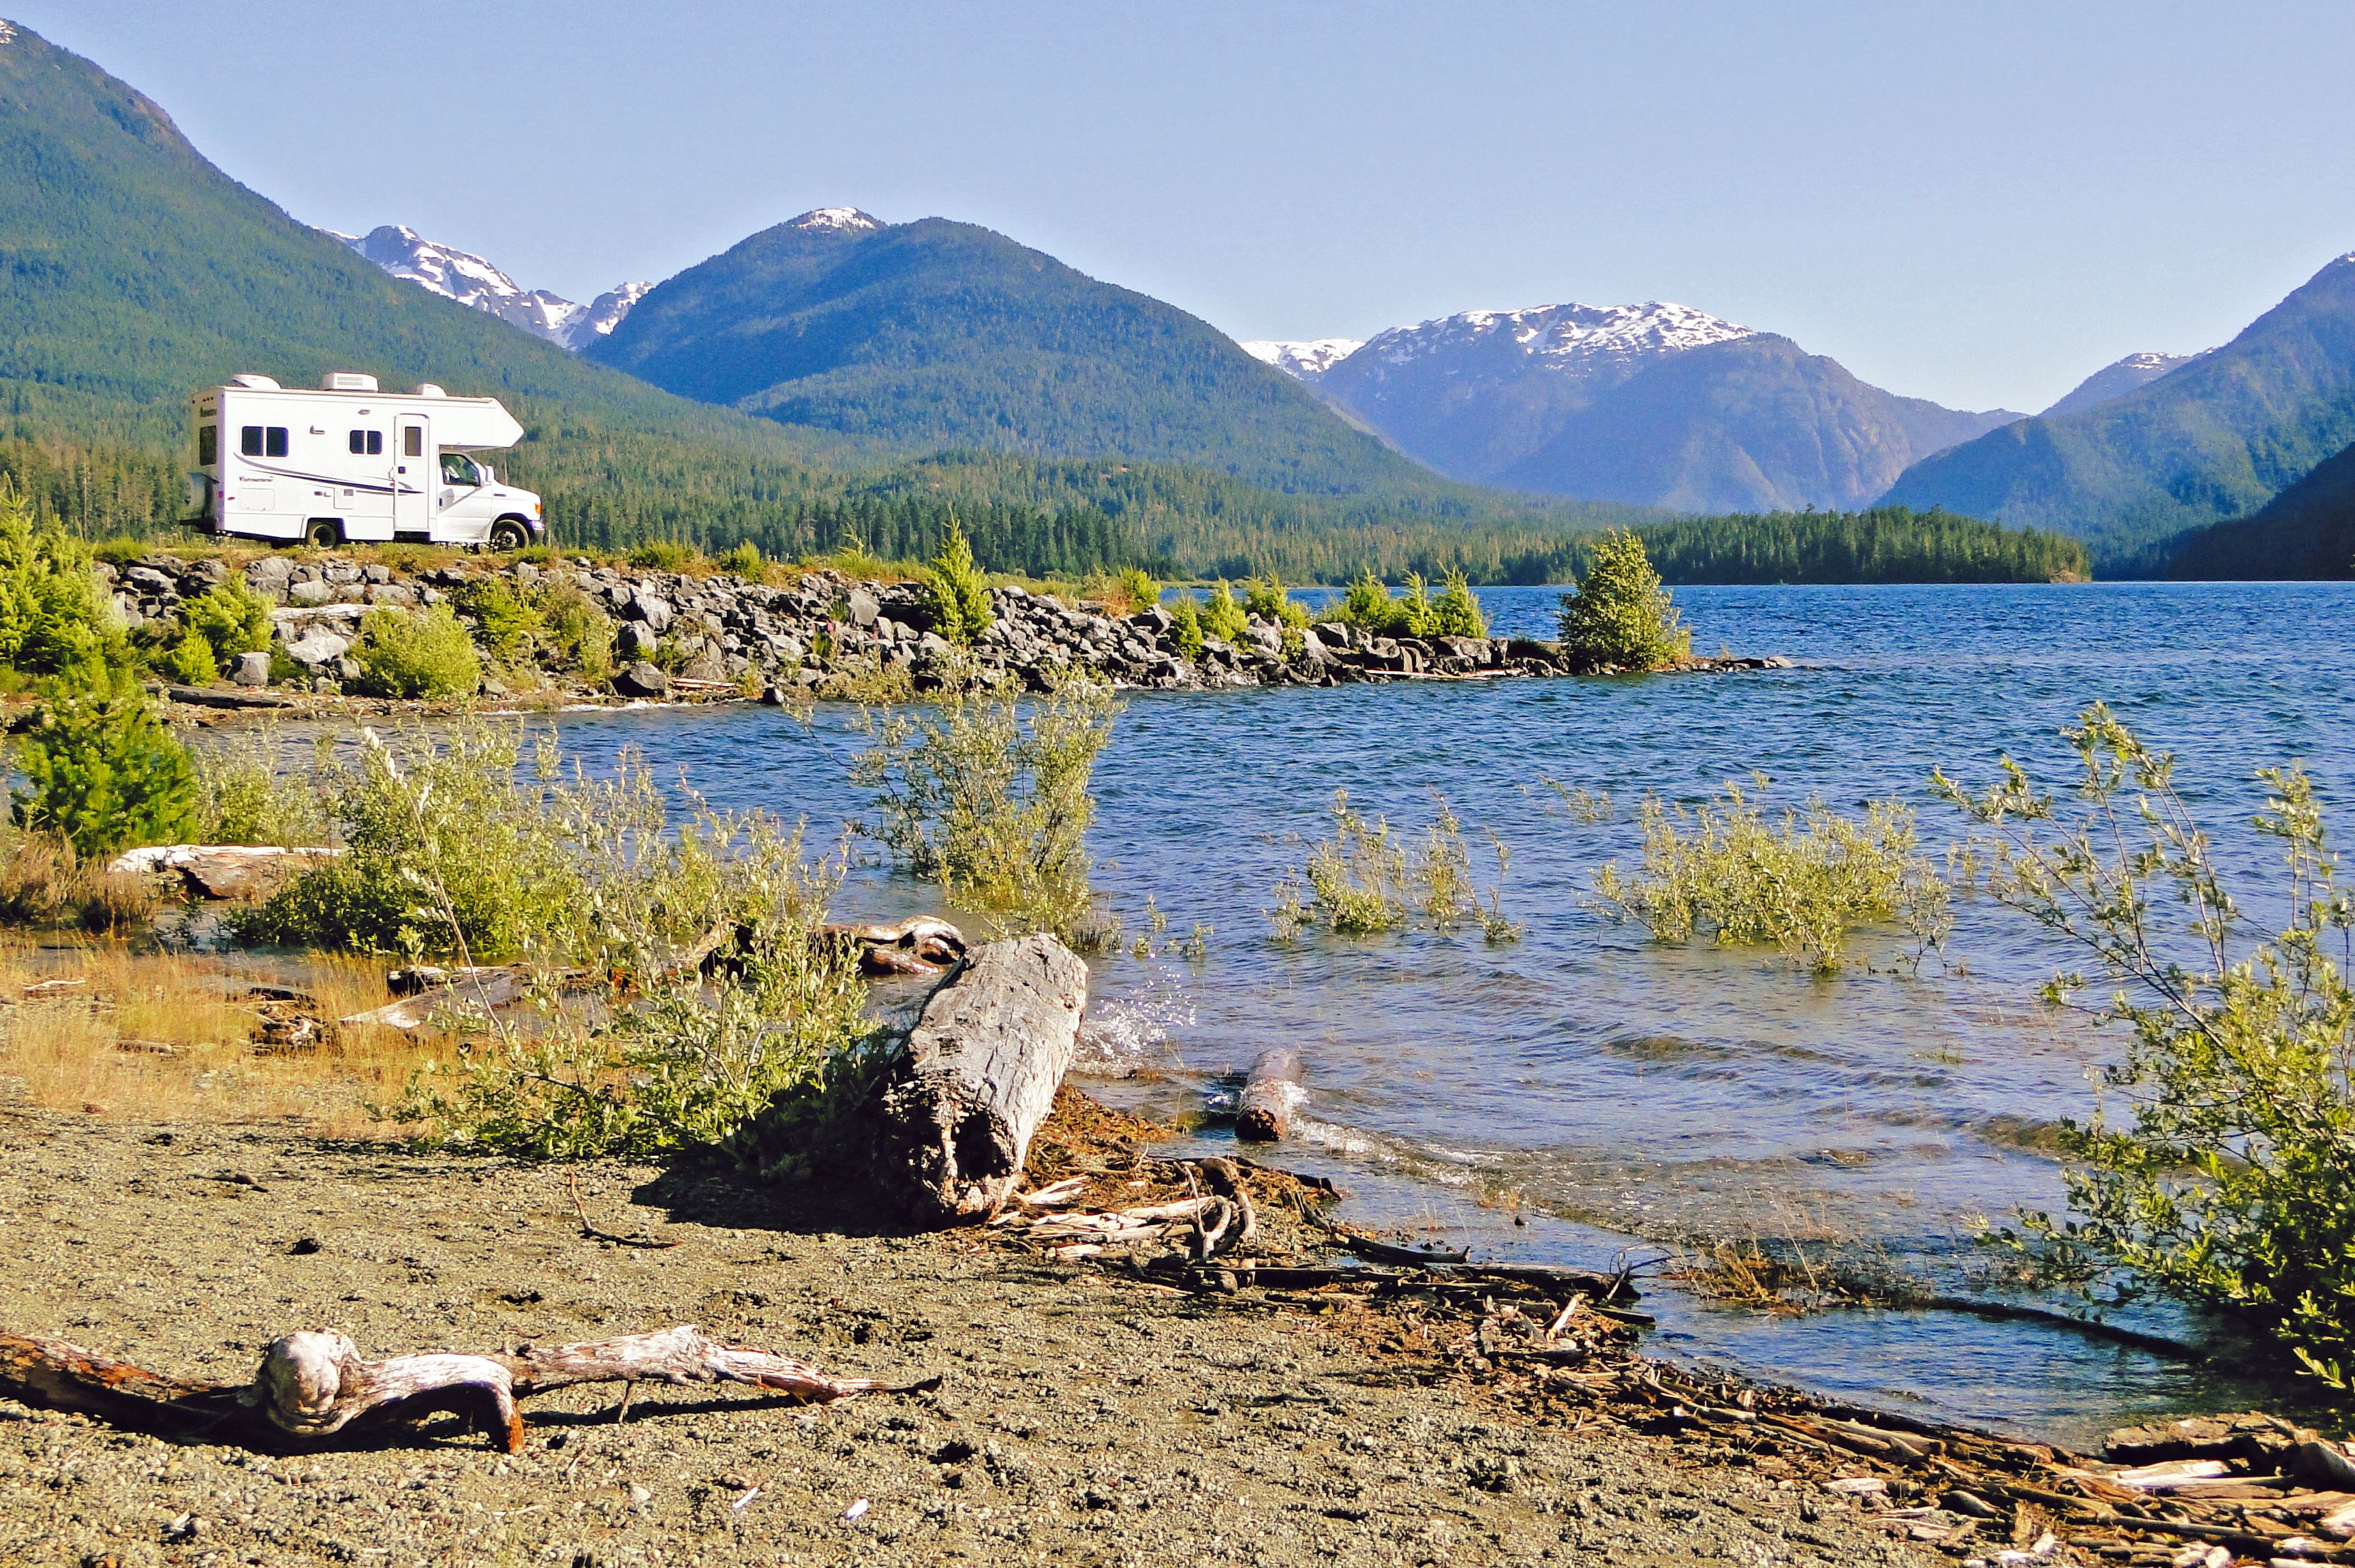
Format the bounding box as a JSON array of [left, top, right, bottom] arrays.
[[538, 582, 2355, 1445]]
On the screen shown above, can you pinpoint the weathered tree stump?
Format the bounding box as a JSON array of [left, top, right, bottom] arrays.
[[875, 934, 1088, 1224], [1235, 1048, 1304, 1142]]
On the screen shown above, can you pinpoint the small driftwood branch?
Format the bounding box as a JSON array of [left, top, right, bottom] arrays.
[[0, 1326, 935, 1454]]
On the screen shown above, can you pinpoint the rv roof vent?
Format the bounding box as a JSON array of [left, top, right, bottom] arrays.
[[230, 373, 281, 390], [323, 371, 379, 393], [415, 383, 448, 399]]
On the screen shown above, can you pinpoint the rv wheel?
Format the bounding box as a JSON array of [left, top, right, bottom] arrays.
[[303, 519, 342, 549], [489, 517, 530, 552]]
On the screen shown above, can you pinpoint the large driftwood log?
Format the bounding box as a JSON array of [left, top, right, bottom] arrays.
[[105, 844, 341, 900], [0, 1325, 932, 1454], [1235, 1048, 1304, 1142], [876, 934, 1088, 1224]]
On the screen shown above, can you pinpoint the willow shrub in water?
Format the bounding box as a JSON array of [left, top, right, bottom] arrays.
[[1556, 528, 1691, 669], [1274, 790, 1520, 943], [1938, 704, 2355, 1385], [854, 662, 1123, 945], [1592, 780, 1948, 974]]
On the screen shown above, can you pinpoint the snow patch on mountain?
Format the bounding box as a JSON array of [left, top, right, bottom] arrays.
[[1367, 301, 1754, 370], [786, 207, 884, 234], [2039, 348, 2208, 418], [1240, 338, 1364, 380], [330, 224, 649, 350]]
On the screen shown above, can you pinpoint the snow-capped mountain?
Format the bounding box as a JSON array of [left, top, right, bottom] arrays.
[[330, 224, 649, 351], [1240, 338, 1363, 381], [785, 206, 884, 234], [1276, 299, 2018, 512], [2038, 350, 2206, 418]]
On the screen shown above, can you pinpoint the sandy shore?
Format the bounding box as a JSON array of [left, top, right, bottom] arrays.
[[0, 1107, 1949, 1568]]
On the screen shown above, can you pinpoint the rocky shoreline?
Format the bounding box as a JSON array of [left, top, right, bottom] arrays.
[[102, 550, 1787, 709]]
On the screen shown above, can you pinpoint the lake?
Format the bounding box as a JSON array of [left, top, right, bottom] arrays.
[[535, 581, 2355, 1446]]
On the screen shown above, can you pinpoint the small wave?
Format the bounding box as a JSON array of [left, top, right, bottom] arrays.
[[1073, 972, 1197, 1077]]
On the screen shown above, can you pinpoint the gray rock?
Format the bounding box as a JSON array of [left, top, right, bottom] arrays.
[[287, 579, 333, 607], [613, 662, 671, 699], [228, 651, 272, 687], [919, 631, 955, 658], [630, 592, 673, 634], [127, 566, 175, 594], [847, 587, 880, 628], [283, 629, 350, 668], [362, 563, 393, 585], [680, 650, 728, 683], [366, 583, 416, 606], [619, 623, 659, 660], [245, 555, 294, 583]]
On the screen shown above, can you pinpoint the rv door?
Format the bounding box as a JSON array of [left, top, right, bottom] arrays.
[[392, 417, 429, 535]]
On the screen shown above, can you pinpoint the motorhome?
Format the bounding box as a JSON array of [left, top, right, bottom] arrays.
[[185, 373, 545, 550]]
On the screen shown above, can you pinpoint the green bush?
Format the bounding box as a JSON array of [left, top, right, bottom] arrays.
[[1432, 568, 1487, 637], [194, 722, 326, 846], [538, 581, 613, 683], [455, 577, 544, 665], [855, 665, 1122, 943], [1273, 790, 1519, 942], [0, 484, 129, 678], [1115, 566, 1160, 614], [181, 577, 273, 664], [1592, 780, 1947, 973], [926, 519, 995, 645], [1167, 594, 1205, 659], [351, 603, 482, 699], [717, 540, 763, 577], [1939, 705, 2355, 1385], [628, 540, 701, 572], [12, 673, 197, 859], [1201, 581, 1248, 644], [162, 628, 217, 686], [1557, 528, 1690, 668], [1244, 574, 1310, 629]]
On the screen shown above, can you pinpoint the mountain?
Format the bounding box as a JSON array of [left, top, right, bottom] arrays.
[[331, 225, 649, 350], [1272, 302, 2018, 512], [1240, 338, 1363, 380], [1881, 253, 2355, 568], [2164, 438, 2355, 579], [2040, 350, 2204, 418], [585, 209, 1434, 494]]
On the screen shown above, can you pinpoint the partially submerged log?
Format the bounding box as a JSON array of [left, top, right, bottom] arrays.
[[106, 844, 341, 901], [875, 934, 1088, 1224], [0, 1325, 932, 1454], [1235, 1048, 1304, 1142]]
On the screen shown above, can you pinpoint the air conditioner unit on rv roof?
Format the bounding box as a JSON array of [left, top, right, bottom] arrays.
[[230, 373, 279, 390], [323, 372, 379, 392]]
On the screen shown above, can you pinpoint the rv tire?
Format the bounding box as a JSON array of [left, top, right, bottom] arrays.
[[303, 519, 343, 549], [489, 517, 530, 553]]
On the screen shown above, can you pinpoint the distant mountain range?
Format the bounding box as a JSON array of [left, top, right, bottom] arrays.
[[330, 225, 648, 350], [1245, 303, 2022, 513], [2040, 350, 2206, 418], [1882, 254, 2355, 568]]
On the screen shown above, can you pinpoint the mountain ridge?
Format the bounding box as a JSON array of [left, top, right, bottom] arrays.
[[331, 224, 649, 350]]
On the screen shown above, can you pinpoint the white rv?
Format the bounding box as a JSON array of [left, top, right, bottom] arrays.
[[185, 373, 545, 550]]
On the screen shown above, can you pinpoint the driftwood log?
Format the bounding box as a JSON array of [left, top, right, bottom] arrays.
[[0, 1325, 932, 1454], [1235, 1048, 1304, 1142], [876, 934, 1087, 1224], [105, 844, 341, 900]]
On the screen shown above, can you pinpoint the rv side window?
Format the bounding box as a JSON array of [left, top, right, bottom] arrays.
[[241, 426, 263, 457], [348, 430, 383, 455], [265, 427, 288, 457], [198, 425, 217, 465], [402, 427, 423, 458]]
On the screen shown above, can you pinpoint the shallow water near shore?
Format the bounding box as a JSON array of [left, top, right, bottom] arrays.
[[537, 581, 2355, 1447]]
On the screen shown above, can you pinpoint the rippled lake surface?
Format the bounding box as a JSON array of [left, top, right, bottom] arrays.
[[540, 582, 2355, 1444]]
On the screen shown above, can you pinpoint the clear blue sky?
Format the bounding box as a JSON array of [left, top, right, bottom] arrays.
[[17, 1, 2355, 412]]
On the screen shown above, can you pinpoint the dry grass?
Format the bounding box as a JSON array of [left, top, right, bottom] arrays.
[[0, 833, 159, 932], [0, 942, 444, 1137]]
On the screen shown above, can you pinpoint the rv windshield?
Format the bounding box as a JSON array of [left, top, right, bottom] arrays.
[[440, 452, 483, 488]]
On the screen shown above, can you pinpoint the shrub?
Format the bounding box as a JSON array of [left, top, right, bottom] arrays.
[[628, 539, 700, 572], [854, 664, 1122, 942], [538, 581, 613, 683], [1276, 790, 1518, 942], [1558, 528, 1690, 668], [1432, 568, 1488, 638], [0, 826, 156, 931], [1115, 567, 1160, 615], [717, 540, 763, 578], [1244, 574, 1310, 629], [1592, 780, 1946, 973], [1201, 581, 1247, 644], [162, 629, 217, 686], [0, 485, 128, 677], [181, 578, 273, 664], [1338, 571, 1402, 634], [927, 519, 995, 645], [351, 603, 482, 699], [12, 673, 198, 859], [1939, 705, 2355, 1385], [455, 577, 544, 665], [1167, 594, 1205, 659], [194, 722, 327, 846]]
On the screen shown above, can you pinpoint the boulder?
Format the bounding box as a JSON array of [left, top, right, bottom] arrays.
[[628, 592, 674, 634], [287, 579, 333, 607], [245, 555, 294, 583], [612, 662, 671, 699], [619, 622, 659, 660], [846, 587, 880, 628], [283, 629, 350, 668], [228, 651, 272, 687]]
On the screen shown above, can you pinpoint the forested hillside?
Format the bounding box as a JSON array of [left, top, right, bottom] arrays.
[[2165, 441, 2355, 579]]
